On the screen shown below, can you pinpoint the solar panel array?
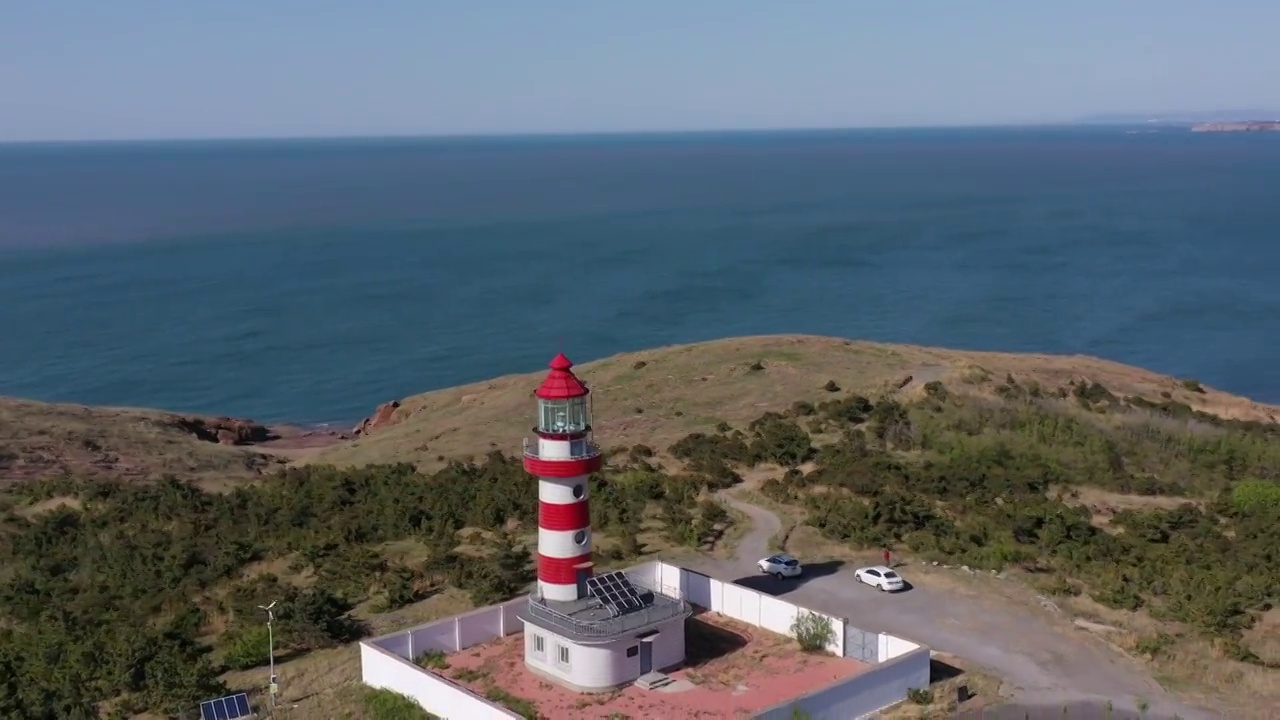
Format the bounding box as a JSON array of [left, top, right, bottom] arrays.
[[199, 692, 253, 720], [586, 571, 644, 615]]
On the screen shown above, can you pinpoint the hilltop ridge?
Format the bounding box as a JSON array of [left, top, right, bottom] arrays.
[[3, 334, 1278, 484], [313, 334, 1280, 470]]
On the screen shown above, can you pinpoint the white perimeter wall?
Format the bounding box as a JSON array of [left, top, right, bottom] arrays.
[[361, 563, 932, 720], [642, 561, 846, 655], [361, 599, 525, 719], [753, 645, 932, 720], [644, 561, 932, 720]]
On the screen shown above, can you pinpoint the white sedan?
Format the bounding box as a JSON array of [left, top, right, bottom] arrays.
[[854, 565, 905, 592], [757, 554, 803, 579]]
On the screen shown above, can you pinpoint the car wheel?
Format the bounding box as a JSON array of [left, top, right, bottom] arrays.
[[774, 572, 784, 580], [878, 582, 886, 592]]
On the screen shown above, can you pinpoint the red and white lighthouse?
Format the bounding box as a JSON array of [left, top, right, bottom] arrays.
[[522, 353, 603, 602]]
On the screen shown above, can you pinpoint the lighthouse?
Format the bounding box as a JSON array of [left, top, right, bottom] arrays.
[[522, 353, 603, 602], [518, 353, 691, 692]]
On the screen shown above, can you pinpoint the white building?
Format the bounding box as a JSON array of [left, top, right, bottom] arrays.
[[517, 353, 691, 691]]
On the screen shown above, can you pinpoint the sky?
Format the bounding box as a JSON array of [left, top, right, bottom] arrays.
[[2, 1, 1278, 142]]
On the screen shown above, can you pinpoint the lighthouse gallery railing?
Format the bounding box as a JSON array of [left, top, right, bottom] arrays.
[[522, 437, 602, 461], [525, 574, 691, 639]]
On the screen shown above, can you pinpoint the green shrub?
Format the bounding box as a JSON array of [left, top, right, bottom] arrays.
[[1231, 480, 1280, 514], [791, 611, 835, 653]]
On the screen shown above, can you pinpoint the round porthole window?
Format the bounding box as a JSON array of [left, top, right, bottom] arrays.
[[572, 484, 585, 499], [574, 530, 588, 545]]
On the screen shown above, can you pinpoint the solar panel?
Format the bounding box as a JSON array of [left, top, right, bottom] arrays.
[[585, 571, 644, 615], [199, 692, 253, 720]]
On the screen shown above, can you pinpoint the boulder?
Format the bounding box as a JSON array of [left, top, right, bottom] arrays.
[[351, 401, 401, 437], [173, 415, 274, 446]]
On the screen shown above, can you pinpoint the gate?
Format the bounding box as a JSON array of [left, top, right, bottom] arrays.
[[844, 625, 879, 663]]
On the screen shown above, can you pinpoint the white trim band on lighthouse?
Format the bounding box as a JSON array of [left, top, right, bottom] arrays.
[[539, 527, 591, 559], [538, 476, 589, 504]]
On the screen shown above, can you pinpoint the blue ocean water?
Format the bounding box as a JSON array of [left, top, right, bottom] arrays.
[[2, 128, 1278, 425]]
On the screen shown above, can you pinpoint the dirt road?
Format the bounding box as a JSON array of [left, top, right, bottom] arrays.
[[686, 494, 1218, 720]]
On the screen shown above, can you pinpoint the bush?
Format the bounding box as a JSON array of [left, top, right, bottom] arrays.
[[791, 611, 835, 653], [907, 687, 934, 705], [1231, 480, 1280, 514]]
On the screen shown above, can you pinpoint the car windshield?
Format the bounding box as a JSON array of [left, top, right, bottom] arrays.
[[884, 571, 899, 578], [783, 559, 798, 567]]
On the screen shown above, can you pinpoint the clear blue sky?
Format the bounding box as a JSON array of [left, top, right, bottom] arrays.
[[2, 1, 1277, 141]]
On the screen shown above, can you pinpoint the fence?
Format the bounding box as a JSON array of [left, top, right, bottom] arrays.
[[361, 562, 931, 719], [369, 598, 525, 659], [360, 642, 520, 719], [753, 645, 932, 720], [361, 600, 526, 719], [645, 561, 931, 719], [647, 561, 847, 656]]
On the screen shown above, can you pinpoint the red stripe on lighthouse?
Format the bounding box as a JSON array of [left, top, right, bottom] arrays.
[[539, 500, 590, 531], [538, 552, 593, 585]]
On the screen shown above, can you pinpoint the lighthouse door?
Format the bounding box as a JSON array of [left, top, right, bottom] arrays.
[[639, 638, 653, 675], [575, 567, 590, 598]]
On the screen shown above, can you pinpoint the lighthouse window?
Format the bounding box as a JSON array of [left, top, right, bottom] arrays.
[[571, 484, 585, 499], [626, 645, 639, 658], [532, 634, 545, 657], [574, 530, 588, 546], [557, 644, 571, 666], [538, 398, 589, 434]]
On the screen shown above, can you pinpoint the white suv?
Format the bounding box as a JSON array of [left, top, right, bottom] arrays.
[[757, 554, 803, 579]]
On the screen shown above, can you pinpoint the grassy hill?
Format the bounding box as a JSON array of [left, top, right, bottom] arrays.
[[2, 334, 1278, 718], [310, 334, 1280, 469], [0, 398, 283, 486]]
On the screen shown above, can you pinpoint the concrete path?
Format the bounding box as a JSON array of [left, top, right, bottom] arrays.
[[690, 493, 1218, 720]]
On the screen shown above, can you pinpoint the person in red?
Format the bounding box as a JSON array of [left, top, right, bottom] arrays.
[[882, 547, 892, 567]]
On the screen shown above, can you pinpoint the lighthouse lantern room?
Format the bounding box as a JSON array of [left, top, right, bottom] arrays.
[[518, 354, 691, 692]]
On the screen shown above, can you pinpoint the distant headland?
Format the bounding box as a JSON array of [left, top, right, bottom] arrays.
[[1190, 120, 1280, 133]]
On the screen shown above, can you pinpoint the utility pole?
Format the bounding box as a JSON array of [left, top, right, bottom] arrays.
[[258, 601, 278, 711]]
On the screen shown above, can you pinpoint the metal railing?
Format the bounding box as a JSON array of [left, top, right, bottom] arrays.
[[525, 574, 691, 639], [522, 438, 602, 461]]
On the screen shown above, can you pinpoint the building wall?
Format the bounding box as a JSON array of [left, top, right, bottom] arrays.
[[360, 642, 520, 719], [752, 646, 932, 720], [523, 614, 685, 691]]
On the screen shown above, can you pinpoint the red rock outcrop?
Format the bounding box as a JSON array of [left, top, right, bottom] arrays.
[[173, 416, 275, 445], [351, 401, 401, 437]]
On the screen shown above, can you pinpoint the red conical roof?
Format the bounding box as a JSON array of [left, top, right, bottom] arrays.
[[535, 353, 589, 399]]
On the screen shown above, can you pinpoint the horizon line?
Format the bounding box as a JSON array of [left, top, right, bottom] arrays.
[[0, 120, 1148, 148]]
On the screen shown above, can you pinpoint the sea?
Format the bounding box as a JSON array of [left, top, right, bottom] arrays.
[[2, 127, 1278, 426]]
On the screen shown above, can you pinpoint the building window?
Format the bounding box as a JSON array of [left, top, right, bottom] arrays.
[[557, 644, 570, 666], [626, 645, 639, 658], [573, 529, 588, 546], [571, 483, 585, 499], [532, 634, 545, 656], [569, 439, 588, 457]]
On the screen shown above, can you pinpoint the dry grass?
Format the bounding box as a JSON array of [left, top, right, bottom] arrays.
[[1051, 486, 1205, 533], [304, 335, 1280, 471], [0, 397, 279, 485], [220, 588, 473, 720], [878, 653, 1006, 719]]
